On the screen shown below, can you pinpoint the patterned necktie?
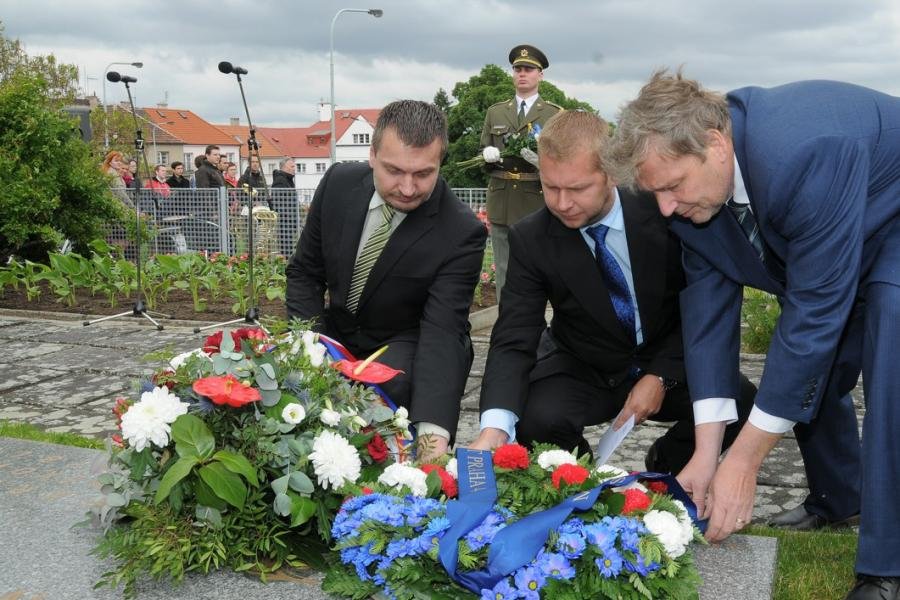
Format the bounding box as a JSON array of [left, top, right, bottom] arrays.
[[726, 197, 765, 262], [518, 100, 526, 125], [587, 224, 636, 344], [346, 203, 395, 313]]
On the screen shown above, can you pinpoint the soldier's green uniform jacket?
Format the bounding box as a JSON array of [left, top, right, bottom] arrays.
[[480, 98, 562, 226]]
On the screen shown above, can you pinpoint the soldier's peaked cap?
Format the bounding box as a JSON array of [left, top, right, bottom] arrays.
[[509, 44, 549, 70]]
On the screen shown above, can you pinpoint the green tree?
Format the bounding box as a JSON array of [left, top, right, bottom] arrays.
[[0, 21, 79, 102], [0, 31, 126, 261], [439, 64, 596, 187]]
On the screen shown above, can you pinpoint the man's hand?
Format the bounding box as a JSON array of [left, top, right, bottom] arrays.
[[675, 422, 727, 517], [482, 146, 502, 164], [469, 427, 509, 451], [416, 433, 449, 463], [703, 423, 782, 542], [614, 374, 664, 430]]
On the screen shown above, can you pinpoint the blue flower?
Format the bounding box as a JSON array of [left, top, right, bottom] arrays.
[[480, 578, 518, 600], [595, 549, 624, 578], [535, 550, 576, 580], [624, 555, 660, 577], [584, 522, 616, 553], [602, 515, 627, 532], [619, 528, 641, 553], [466, 520, 502, 552], [558, 517, 585, 536], [422, 516, 451, 539], [514, 566, 546, 599], [555, 531, 586, 559]]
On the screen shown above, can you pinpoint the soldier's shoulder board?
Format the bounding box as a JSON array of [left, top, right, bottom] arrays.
[[542, 100, 564, 111], [487, 99, 513, 110]]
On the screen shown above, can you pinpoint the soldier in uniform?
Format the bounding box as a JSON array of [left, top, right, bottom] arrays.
[[480, 44, 562, 300]]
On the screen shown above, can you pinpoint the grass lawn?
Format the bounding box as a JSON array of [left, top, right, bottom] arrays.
[[0, 419, 104, 449], [747, 525, 857, 600]]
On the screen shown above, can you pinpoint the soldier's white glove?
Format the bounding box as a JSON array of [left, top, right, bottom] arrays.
[[482, 146, 502, 163], [520, 148, 540, 169]]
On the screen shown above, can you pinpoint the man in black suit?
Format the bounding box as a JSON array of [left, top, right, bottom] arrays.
[[286, 100, 487, 460], [471, 111, 754, 471]]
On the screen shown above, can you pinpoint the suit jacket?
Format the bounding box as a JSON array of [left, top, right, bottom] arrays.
[[672, 80, 900, 422], [480, 96, 562, 225], [480, 188, 686, 417], [285, 162, 487, 432]]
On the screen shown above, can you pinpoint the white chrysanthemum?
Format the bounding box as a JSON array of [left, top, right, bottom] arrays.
[[393, 406, 410, 430], [309, 431, 361, 490], [537, 449, 577, 471], [320, 408, 341, 427], [120, 387, 189, 452], [378, 463, 428, 497], [169, 348, 211, 370], [282, 403, 306, 425], [672, 500, 696, 545], [594, 463, 647, 492], [643, 510, 689, 558], [445, 458, 458, 479], [301, 331, 327, 367]]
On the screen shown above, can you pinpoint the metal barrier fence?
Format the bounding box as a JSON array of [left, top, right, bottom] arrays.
[[106, 187, 488, 258]]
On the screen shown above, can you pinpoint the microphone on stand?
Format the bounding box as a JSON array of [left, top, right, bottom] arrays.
[[106, 71, 138, 83], [217, 61, 248, 75]]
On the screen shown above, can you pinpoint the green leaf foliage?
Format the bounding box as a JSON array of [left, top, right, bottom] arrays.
[[171, 413, 215, 459], [154, 456, 198, 504], [212, 450, 259, 487], [199, 462, 247, 510]]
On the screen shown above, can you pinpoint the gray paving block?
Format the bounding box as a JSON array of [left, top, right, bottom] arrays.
[[3, 371, 130, 408], [0, 362, 69, 392]]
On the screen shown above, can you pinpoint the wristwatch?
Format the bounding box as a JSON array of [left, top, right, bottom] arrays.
[[656, 376, 678, 391]]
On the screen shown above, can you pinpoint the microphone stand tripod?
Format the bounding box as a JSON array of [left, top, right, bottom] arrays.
[[85, 78, 169, 330], [194, 68, 267, 334]]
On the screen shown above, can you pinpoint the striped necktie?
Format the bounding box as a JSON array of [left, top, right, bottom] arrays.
[[346, 203, 395, 313], [726, 197, 765, 262], [587, 224, 636, 345]]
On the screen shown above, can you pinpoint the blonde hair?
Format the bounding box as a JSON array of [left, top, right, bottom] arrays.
[[609, 68, 731, 187], [537, 110, 611, 173]]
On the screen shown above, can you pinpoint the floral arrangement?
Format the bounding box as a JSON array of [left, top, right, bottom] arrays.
[[456, 123, 543, 172], [90, 323, 410, 597], [322, 444, 703, 600]]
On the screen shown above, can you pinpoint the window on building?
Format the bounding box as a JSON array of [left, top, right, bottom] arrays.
[[352, 133, 370, 144], [183, 152, 194, 172], [315, 162, 327, 173], [297, 163, 307, 174], [268, 162, 277, 175], [156, 151, 169, 166]]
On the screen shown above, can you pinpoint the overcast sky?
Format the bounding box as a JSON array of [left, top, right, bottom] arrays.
[[5, 0, 900, 127]]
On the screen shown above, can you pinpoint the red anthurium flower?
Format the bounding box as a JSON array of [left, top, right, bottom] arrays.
[[420, 464, 458, 498], [332, 359, 403, 384], [551, 464, 590, 489], [622, 488, 652, 514], [366, 433, 389, 463], [193, 374, 261, 408], [493, 443, 529, 470]]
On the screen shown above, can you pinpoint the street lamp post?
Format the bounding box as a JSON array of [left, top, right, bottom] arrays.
[[103, 61, 143, 149], [329, 8, 383, 165]]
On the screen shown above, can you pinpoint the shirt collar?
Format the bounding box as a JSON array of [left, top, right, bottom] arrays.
[[732, 153, 750, 205], [515, 93, 539, 112], [579, 187, 623, 235]]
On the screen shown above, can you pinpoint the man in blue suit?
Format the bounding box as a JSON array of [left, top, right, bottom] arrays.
[[610, 70, 900, 600]]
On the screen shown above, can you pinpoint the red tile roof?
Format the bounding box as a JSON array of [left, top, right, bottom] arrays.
[[213, 123, 285, 158], [141, 107, 236, 146], [259, 108, 380, 159]]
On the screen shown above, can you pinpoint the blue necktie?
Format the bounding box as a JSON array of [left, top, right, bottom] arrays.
[[726, 197, 765, 262], [587, 224, 636, 345]]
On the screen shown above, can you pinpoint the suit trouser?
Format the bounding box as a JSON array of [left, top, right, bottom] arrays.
[[515, 372, 755, 474], [489, 224, 510, 303], [854, 220, 900, 575]]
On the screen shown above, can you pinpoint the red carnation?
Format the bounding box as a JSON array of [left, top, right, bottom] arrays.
[[366, 433, 389, 463], [646, 480, 669, 495], [151, 368, 177, 390], [551, 464, 590, 489], [361, 487, 374, 495], [622, 488, 652, 514], [420, 464, 458, 498], [493, 443, 530, 470]]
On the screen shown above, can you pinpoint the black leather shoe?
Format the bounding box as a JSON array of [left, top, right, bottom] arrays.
[[845, 575, 900, 600], [644, 438, 671, 474], [768, 505, 860, 531]]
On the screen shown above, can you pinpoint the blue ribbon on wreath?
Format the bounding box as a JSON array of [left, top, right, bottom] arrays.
[[438, 448, 707, 594]]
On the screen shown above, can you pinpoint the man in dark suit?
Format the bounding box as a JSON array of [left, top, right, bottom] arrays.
[[471, 110, 754, 472], [286, 100, 487, 461], [612, 70, 900, 599]]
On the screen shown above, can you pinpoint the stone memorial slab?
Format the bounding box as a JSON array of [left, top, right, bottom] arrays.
[[0, 437, 776, 599], [2, 372, 130, 408], [0, 362, 69, 393]]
